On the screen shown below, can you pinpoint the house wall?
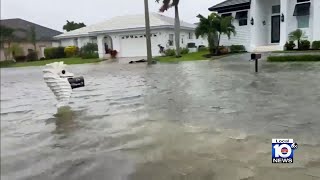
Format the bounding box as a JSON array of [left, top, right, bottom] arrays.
[[219, 10, 252, 51], [1, 41, 53, 61], [313, 0, 320, 40]]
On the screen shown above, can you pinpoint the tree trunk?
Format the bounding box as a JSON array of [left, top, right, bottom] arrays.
[[144, 0, 153, 64], [174, 5, 181, 58], [215, 33, 221, 55]]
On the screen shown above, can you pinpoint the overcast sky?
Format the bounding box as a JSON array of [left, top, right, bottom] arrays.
[[1, 0, 224, 32]]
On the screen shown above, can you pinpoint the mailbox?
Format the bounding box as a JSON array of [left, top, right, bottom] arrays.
[[251, 53, 262, 60]]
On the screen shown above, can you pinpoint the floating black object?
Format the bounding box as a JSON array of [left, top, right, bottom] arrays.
[[68, 76, 85, 89]]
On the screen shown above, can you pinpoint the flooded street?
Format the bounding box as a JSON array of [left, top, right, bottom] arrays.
[[1, 54, 320, 180]]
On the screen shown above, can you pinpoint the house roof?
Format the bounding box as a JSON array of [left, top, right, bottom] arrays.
[[0, 18, 62, 41], [209, 0, 251, 12], [55, 13, 196, 39]]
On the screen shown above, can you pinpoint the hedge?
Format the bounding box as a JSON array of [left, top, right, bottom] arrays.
[[44, 47, 66, 59], [312, 41, 320, 49], [268, 55, 320, 62]]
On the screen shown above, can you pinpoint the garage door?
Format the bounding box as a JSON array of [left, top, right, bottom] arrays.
[[120, 34, 159, 57]]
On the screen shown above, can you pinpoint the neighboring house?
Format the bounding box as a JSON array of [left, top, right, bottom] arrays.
[[54, 13, 208, 59], [0, 18, 62, 61], [209, 0, 320, 52]]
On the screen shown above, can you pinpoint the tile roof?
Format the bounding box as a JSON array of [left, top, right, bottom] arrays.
[[0, 18, 62, 41], [209, 0, 251, 11], [55, 13, 196, 39]]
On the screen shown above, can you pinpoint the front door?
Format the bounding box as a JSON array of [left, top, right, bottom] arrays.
[[271, 15, 280, 43]]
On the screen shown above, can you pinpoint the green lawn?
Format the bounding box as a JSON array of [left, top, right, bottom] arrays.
[[0, 58, 102, 68], [156, 50, 232, 63]]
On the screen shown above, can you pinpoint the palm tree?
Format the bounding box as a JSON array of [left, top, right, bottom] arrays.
[[156, 0, 181, 57], [195, 14, 217, 55], [29, 26, 37, 51], [196, 13, 236, 55], [0, 25, 16, 60], [144, 0, 153, 64], [289, 29, 305, 50]]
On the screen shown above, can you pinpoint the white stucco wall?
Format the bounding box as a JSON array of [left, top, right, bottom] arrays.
[[219, 10, 252, 51], [60, 39, 76, 47], [313, 0, 320, 41]]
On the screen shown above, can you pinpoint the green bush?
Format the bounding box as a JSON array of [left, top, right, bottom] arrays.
[[14, 56, 27, 62], [312, 41, 320, 49], [64, 46, 79, 57], [164, 49, 176, 56], [26, 49, 38, 61], [268, 55, 320, 62], [299, 40, 310, 50], [284, 41, 296, 50], [44, 47, 66, 59], [230, 45, 246, 53], [0, 60, 15, 67], [181, 48, 189, 55], [80, 43, 98, 59]]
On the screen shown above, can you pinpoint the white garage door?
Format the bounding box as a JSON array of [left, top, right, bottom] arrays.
[[120, 34, 159, 57]]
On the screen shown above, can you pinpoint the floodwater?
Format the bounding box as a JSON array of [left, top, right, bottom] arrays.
[[1, 54, 320, 180]]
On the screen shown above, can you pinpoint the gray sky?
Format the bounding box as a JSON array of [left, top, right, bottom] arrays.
[[1, 0, 224, 32]]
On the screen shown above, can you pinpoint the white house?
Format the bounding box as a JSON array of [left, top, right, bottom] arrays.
[[53, 13, 208, 59], [209, 0, 320, 52]]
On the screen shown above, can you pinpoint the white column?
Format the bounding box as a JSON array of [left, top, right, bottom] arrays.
[[249, 0, 257, 52], [280, 0, 289, 48], [97, 35, 105, 59]]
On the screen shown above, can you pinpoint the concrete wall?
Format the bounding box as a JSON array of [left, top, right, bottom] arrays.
[[219, 9, 252, 51]]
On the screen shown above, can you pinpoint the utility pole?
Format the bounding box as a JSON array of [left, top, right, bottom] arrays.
[[144, 0, 153, 64]]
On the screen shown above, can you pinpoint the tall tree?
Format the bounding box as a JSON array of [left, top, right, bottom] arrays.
[[195, 14, 217, 55], [144, 0, 153, 64], [0, 25, 15, 49], [63, 21, 86, 32], [156, 0, 181, 57], [29, 26, 37, 50], [196, 13, 236, 55]]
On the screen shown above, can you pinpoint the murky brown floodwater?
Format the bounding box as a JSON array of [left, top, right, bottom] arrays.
[[1, 54, 320, 180]]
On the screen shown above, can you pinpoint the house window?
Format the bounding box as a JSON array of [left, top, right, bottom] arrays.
[[221, 13, 232, 18], [297, 15, 310, 28], [272, 5, 280, 14], [293, 2, 310, 16], [188, 32, 193, 39], [169, 34, 174, 46], [235, 11, 248, 26]]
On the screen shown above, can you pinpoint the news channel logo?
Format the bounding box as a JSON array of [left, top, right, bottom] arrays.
[[272, 139, 298, 163]]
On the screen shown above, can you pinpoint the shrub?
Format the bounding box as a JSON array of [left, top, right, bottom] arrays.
[[312, 41, 320, 49], [230, 45, 246, 53], [180, 48, 189, 54], [164, 49, 176, 56], [44, 47, 66, 59], [299, 40, 310, 50], [14, 56, 27, 62], [0, 60, 15, 67], [284, 41, 296, 50], [80, 43, 98, 59], [218, 46, 229, 55], [40, 57, 46, 60], [187, 43, 197, 48], [26, 49, 38, 61], [110, 50, 118, 58], [82, 52, 99, 59], [64, 46, 79, 57], [268, 55, 320, 62]]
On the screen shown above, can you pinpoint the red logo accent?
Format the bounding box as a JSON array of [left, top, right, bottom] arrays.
[[281, 148, 288, 154]]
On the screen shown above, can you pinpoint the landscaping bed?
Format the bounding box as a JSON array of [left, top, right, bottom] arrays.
[[268, 55, 320, 62]]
